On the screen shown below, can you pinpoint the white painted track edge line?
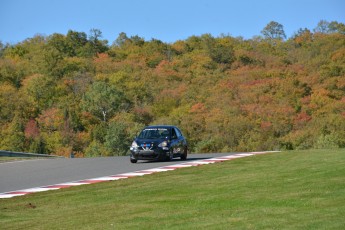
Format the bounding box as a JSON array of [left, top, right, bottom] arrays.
[[0, 151, 279, 198]]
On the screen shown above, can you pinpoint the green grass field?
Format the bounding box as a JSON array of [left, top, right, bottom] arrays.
[[0, 149, 344, 229]]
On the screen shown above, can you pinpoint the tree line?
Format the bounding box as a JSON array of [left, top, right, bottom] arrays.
[[0, 20, 344, 157]]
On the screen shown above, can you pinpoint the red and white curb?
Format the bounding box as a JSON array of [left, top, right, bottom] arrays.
[[0, 151, 279, 199]]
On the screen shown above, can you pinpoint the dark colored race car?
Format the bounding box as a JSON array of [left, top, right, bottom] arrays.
[[129, 125, 188, 163]]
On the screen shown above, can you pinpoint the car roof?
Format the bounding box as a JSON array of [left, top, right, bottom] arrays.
[[143, 125, 177, 129]]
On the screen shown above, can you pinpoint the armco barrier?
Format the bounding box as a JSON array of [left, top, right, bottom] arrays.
[[0, 150, 64, 158]]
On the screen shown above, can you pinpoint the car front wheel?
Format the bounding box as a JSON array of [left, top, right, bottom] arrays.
[[181, 147, 187, 160], [130, 158, 137, 163], [166, 149, 173, 161]]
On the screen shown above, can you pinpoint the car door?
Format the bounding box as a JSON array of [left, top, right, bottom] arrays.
[[173, 127, 184, 154], [170, 128, 179, 155]]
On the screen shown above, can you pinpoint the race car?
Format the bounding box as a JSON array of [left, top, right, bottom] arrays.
[[129, 125, 188, 163]]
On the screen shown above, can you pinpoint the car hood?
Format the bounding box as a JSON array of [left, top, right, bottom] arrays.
[[135, 138, 167, 144], [135, 138, 167, 145]]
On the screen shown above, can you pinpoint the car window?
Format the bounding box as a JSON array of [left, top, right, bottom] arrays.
[[171, 128, 177, 139], [174, 128, 182, 138], [138, 128, 170, 139], [160, 129, 170, 138]]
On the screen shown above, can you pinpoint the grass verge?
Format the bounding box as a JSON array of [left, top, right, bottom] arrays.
[[0, 149, 344, 229]]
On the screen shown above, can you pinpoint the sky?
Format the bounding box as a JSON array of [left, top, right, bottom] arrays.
[[1, 0, 344, 45]]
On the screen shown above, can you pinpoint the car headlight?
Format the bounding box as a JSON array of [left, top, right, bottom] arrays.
[[131, 141, 138, 149], [158, 141, 168, 147]]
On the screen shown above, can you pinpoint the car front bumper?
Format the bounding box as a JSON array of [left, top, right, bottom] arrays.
[[130, 148, 169, 161]]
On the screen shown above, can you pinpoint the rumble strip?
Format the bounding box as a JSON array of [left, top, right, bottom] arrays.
[[0, 151, 279, 199]]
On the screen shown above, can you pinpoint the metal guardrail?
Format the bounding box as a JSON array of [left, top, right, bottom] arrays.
[[0, 150, 64, 158]]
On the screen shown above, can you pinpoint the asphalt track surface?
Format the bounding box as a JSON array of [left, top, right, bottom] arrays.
[[0, 153, 233, 194]]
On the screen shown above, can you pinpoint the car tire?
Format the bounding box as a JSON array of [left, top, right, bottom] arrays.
[[130, 158, 137, 163], [166, 149, 173, 161], [181, 147, 187, 160]]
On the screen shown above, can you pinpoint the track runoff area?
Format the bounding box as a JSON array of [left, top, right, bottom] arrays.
[[0, 151, 279, 199]]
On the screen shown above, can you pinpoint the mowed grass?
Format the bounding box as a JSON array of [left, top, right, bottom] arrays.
[[0, 149, 344, 229]]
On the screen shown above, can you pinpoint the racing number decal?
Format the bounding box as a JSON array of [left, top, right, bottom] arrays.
[[173, 148, 180, 154]]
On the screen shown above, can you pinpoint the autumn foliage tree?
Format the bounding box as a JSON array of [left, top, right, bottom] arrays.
[[0, 20, 344, 156]]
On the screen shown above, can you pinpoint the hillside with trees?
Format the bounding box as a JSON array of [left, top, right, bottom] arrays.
[[0, 20, 344, 157]]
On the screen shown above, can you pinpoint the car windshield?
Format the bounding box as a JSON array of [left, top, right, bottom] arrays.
[[138, 128, 170, 139]]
